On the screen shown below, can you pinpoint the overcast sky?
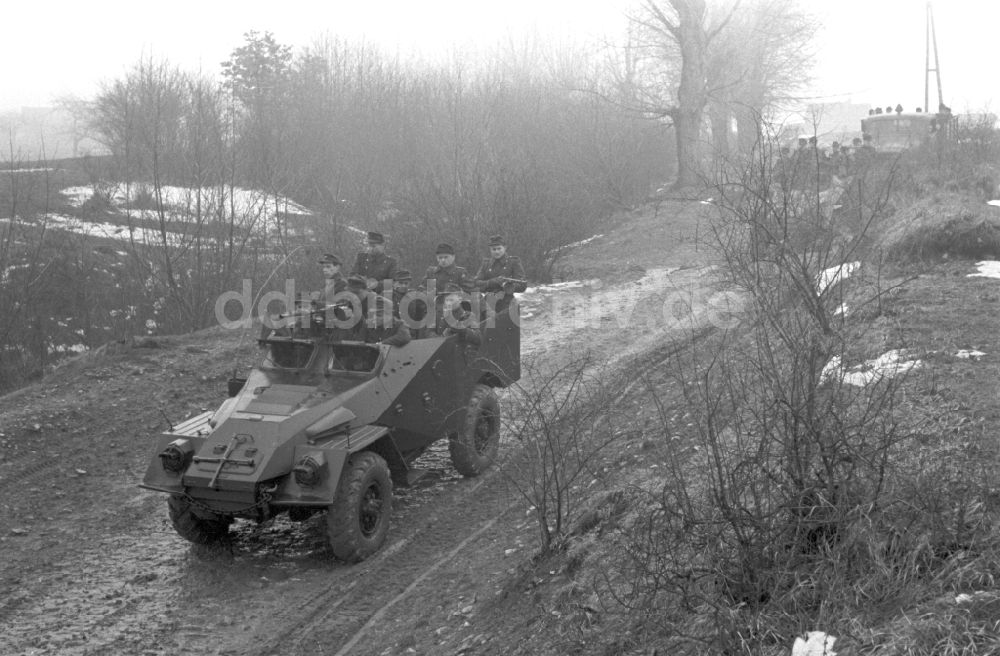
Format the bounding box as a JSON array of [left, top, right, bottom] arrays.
[[2, 0, 995, 115]]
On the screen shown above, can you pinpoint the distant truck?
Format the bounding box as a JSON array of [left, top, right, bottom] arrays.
[[860, 106, 952, 153], [140, 299, 520, 561]]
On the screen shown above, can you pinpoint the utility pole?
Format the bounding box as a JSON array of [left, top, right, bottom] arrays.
[[924, 1, 943, 113]]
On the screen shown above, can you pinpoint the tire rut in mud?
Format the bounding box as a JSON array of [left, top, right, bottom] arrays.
[[237, 471, 515, 656]]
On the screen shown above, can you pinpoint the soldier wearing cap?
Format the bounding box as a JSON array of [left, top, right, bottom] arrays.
[[391, 269, 428, 331], [438, 285, 481, 346], [351, 231, 398, 293], [475, 235, 526, 294], [318, 253, 347, 298], [420, 243, 475, 295], [328, 274, 370, 340]]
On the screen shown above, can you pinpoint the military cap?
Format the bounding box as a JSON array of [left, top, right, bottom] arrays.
[[366, 231, 385, 244], [347, 274, 368, 288], [318, 253, 341, 266], [393, 269, 412, 282], [488, 235, 505, 246], [436, 243, 455, 255]]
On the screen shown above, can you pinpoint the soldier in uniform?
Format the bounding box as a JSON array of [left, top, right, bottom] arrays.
[[318, 253, 347, 299], [329, 274, 371, 341], [391, 269, 428, 334], [420, 243, 475, 295], [475, 235, 527, 294], [475, 235, 526, 315], [437, 286, 481, 347], [351, 231, 398, 293]]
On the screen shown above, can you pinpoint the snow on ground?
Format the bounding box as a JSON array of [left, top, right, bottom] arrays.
[[49, 343, 87, 355], [816, 261, 860, 294], [29, 213, 197, 246], [791, 631, 837, 656], [518, 279, 603, 320], [517, 265, 727, 370], [988, 200, 1000, 207], [968, 261, 1000, 279], [821, 349, 923, 387], [1, 262, 30, 284], [2, 167, 56, 173], [546, 233, 604, 255], [956, 349, 986, 360], [60, 184, 313, 220]]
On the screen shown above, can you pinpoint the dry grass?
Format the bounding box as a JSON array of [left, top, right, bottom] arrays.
[[877, 192, 1000, 261]]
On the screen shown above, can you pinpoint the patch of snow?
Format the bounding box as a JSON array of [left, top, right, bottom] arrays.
[[1, 262, 30, 284], [968, 261, 1000, 279], [816, 261, 860, 294], [522, 279, 601, 298], [987, 200, 1000, 207], [50, 343, 87, 355], [59, 184, 313, 236], [37, 213, 215, 246], [956, 349, 985, 360], [546, 234, 605, 255], [821, 349, 923, 387], [792, 631, 837, 656], [634, 267, 681, 288], [565, 234, 604, 249], [833, 303, 849, 317], [2, 167, 56, 173]]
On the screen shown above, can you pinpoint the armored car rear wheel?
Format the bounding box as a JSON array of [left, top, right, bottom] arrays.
[[327, 451, 392, 562], [167, 495, 232, 544], [449, 384, 500, 477]]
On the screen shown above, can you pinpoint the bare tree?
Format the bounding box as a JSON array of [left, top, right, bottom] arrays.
[[626, 0, 739, 188], [622, 0, 816, 186]]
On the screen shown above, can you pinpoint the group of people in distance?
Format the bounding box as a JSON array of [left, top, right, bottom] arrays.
[[309, 231, 528, 348], [778, 134, 877, 190]]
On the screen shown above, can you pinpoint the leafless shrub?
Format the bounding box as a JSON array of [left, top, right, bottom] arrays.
[[594, 131, 1000, 653], [500, 354, 634, 554]]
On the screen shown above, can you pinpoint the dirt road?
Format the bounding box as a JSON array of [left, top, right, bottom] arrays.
[[0, 202, 719, 655]]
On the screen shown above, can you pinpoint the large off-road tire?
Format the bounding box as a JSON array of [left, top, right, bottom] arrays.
[[167, 495, 232, 544], [327, 451, 392, 562], [449, 384, 500, 477]]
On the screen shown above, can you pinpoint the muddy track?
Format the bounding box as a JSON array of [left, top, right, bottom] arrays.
[[0, 261, 721, 656], [231, 332, 710, 656], [251, 472, 512, 656]]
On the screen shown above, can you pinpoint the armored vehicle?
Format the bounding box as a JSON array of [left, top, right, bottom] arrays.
[[140, 298, 520, 561]]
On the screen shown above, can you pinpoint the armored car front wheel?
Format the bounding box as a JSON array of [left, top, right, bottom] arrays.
[[327, 451, 392, 562], [449, 384, 500, 477], [167, 495, 232, 544]]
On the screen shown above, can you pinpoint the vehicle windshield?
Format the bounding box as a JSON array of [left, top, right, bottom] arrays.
[[327, 343, 382, 373], [263, 338, 317, 369]]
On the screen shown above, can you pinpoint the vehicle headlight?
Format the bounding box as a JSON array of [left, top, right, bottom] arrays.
[[292, 454, 326, 487], [159, 438, 194, 474]]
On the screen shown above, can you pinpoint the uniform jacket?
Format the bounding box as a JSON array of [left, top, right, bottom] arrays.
[[392, 288, 428, 325], [420, 264, 475, 294], [352, 252, 398, 291], [323, 274, 347, 299], [437, 308, 482, 346], [475, 254, 527, 293]]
